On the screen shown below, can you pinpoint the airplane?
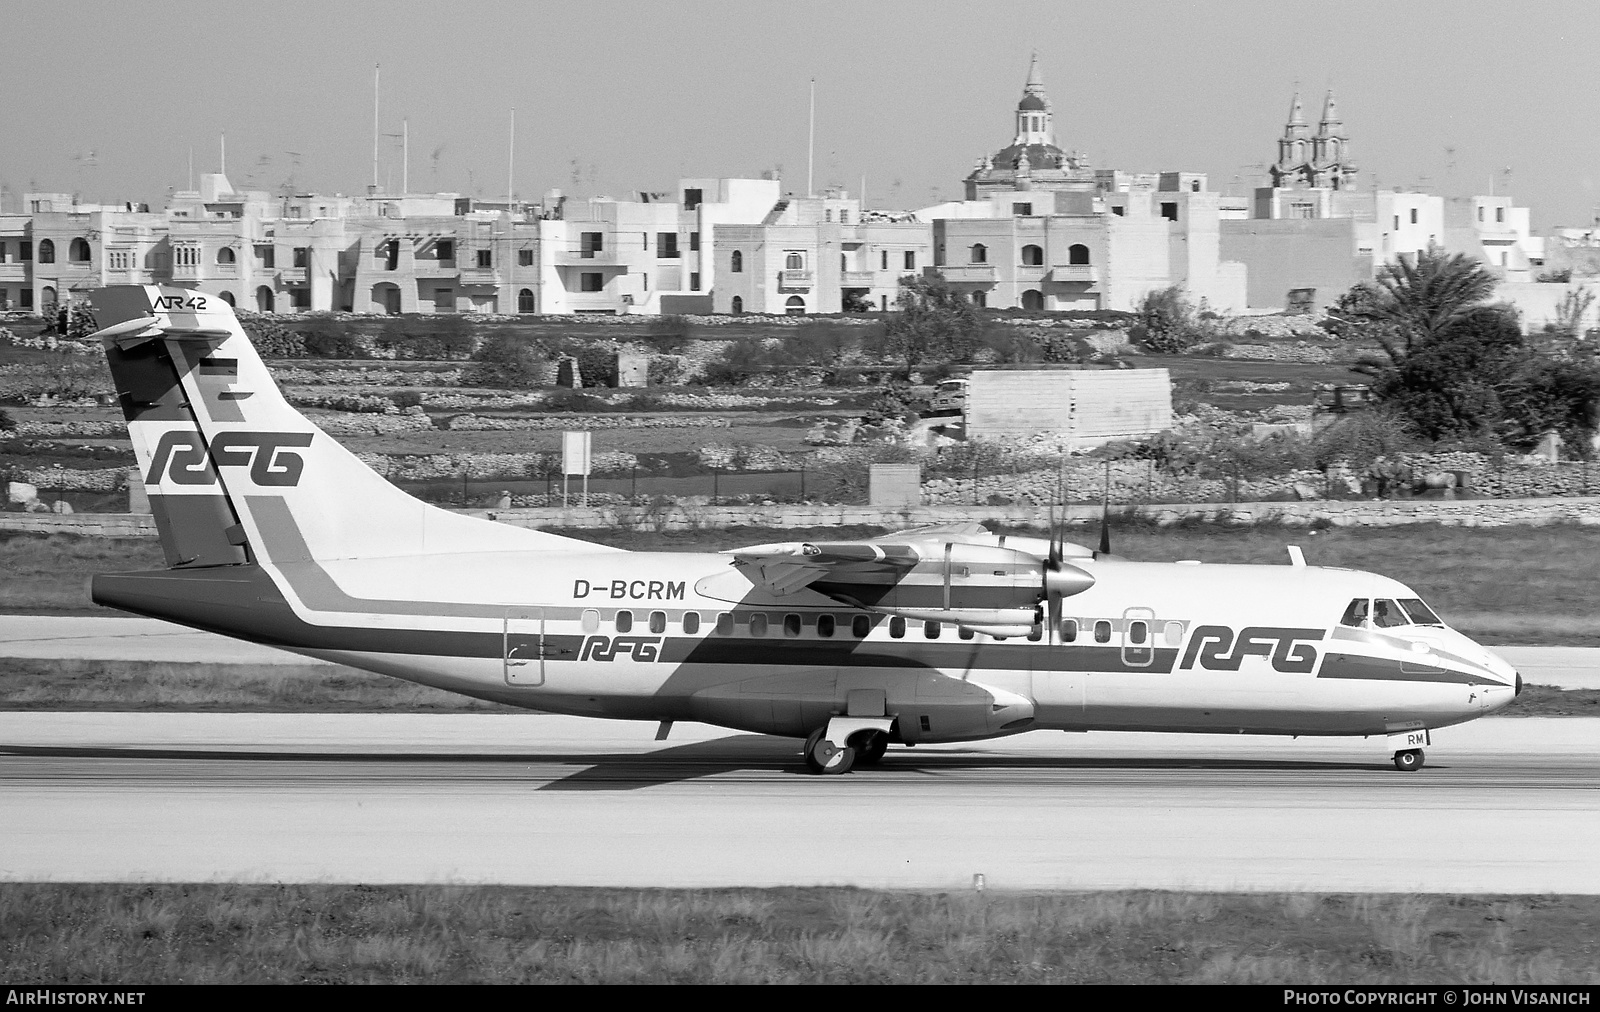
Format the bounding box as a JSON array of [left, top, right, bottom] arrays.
[[83, 284, 1523, 775]]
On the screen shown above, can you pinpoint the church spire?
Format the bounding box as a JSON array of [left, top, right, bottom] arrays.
[[1286, 89, 1307, 129], [1317, 89, 1342, 132], [1013, 52, 1053, 147]]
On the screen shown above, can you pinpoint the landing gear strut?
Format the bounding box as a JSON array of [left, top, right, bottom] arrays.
[[1393, 748, 1425, 772], [804, 727, 855, 775]]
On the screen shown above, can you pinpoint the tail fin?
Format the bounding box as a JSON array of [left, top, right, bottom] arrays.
[[88, 285, 602, 568]]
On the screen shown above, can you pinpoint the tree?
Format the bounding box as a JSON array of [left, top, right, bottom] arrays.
[[1355, 245, 1499, 364], [882, 274, 981, 372], [1131, 285, 1206, 353], [1338, 248, 1600, 451]]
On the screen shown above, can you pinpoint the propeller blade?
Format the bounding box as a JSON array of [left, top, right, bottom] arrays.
[[1098, 461, 1113, 556]]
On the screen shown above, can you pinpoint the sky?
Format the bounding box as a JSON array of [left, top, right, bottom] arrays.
[[4, 0, 1600, 228]]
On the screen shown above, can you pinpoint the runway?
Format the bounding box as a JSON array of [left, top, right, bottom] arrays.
[[2, 712, 1596, 892], [3, 616, 1598, 687]]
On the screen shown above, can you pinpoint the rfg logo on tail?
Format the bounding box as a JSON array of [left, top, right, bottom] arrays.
[[146, 429, 313, 487], [1179, 625, 1325, 674]]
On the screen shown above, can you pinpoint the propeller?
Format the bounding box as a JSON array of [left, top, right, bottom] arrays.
[[1097, 460, 1113, 557], [1042, 505, 1093, 643]]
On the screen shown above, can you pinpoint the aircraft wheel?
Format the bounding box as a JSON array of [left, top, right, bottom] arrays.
[[852, 730, 889, 766], [1393, 748, 1425, 772], [804, 729, 855, 775]]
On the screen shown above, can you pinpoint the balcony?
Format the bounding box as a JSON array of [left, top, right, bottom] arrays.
[[458, 266, 500, 285], [554, 247, 621, 265], [0, 264, 31, 282], [277, 267, 307, 283], [779, 269, 814, 289], [1048, 265, 1099, 282], [841, 270, 876, 286], [939, 265, 996, 283]]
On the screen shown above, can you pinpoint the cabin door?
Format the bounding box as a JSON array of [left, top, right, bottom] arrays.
[[1121, 607, 1156, 668], [504, 608, 545, 686]]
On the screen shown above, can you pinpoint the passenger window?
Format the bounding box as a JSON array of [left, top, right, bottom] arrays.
[[649, 611, 666, 634], [924, 621, 941, 639], [852, 615, 872, 638], [1164, 621, 1185, 646], [1373, 599, 1408, 628], [959, 628, 975, 641], [682, 612, 701, 634], [615, 610, 633, 633], [1061, 619, 1078, 642], [817, 614, 835, 638], [581, 609, 600, 633], [715, 612, 734, 636], [783, 614, 802, 637], [749, 613, 769, 637], [1129, 621, 1147, 645], [1027, 624, 1042, 642], [890, 617, 906, 638], [1340, 599, 1370, 627], [1094, 620, 1111, 643]]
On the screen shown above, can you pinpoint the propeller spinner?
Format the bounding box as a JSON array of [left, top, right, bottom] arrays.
[[1042, 506, 1095, 642]]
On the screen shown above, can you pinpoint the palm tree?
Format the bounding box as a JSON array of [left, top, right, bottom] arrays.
[[1356, 245, 1499, 368]]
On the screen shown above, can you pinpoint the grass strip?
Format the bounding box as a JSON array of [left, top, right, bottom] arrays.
[[0, 658, 1594, 715], [1, 885, 1595, 984], [0, 659, 517, 712], [12, 523, 1600, 644]]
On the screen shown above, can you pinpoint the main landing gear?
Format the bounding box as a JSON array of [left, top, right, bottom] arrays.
[[1393, 748, 1425, 772], [802, 722, 894, 775]]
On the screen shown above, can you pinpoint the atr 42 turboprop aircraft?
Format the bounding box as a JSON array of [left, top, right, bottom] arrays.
[[86, 285, 1522, 774]]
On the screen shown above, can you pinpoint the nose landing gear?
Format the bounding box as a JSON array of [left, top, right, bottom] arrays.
[[1393, 748, 1425, 772]]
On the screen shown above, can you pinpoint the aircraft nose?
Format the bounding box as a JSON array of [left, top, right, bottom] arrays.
[[1516, 672, 1523, 696]]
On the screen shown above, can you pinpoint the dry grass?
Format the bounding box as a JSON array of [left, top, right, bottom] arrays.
[[13, 523, 1600, 645], [0, 533, 165, 614], [0, 886, 1595, 984], [0, 658, 518, 712]]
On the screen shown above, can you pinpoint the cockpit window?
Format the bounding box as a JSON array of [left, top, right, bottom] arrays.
[[1372, 599, 1409, 628], [1398, 598, 1443, 626], [1339, 599, 1370, 627]]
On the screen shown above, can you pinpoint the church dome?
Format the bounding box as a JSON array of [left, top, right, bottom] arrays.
[[1018, 93, 1048, 112], [990, 141, 1068, 170]]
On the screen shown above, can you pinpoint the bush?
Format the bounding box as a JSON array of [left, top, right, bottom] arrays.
[[1132, 286, 1208, 353], [390, 390, 425, 410], [237, 312, 306, 358], [0, 408, 13, 432], [466, 334, 547, 388], [556, 340, 619, 388]]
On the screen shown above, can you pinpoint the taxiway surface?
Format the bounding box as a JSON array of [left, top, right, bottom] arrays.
[[2, 712, 1595, 892]]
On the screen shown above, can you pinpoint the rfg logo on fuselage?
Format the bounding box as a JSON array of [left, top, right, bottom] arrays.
[[579, 635, 662, 663], [1178, 625, 1325, 674], [145, 429, 313, 487]]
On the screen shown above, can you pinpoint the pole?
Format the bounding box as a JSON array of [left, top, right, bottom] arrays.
[[713, 467, 719, 505], [807, 78, 816, 198], [631, 465, 637, 499], [402, 118, 409, 194], [219, 132, 225, 178], [372, 63, 380, 192]]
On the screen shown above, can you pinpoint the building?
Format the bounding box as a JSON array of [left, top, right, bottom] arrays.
[[24, 192, 166, 313], [712, 190, 933, 314], [930, 178, 1246, 313]]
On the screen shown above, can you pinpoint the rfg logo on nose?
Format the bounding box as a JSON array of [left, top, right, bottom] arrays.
[[145, 429, 313, 487]]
